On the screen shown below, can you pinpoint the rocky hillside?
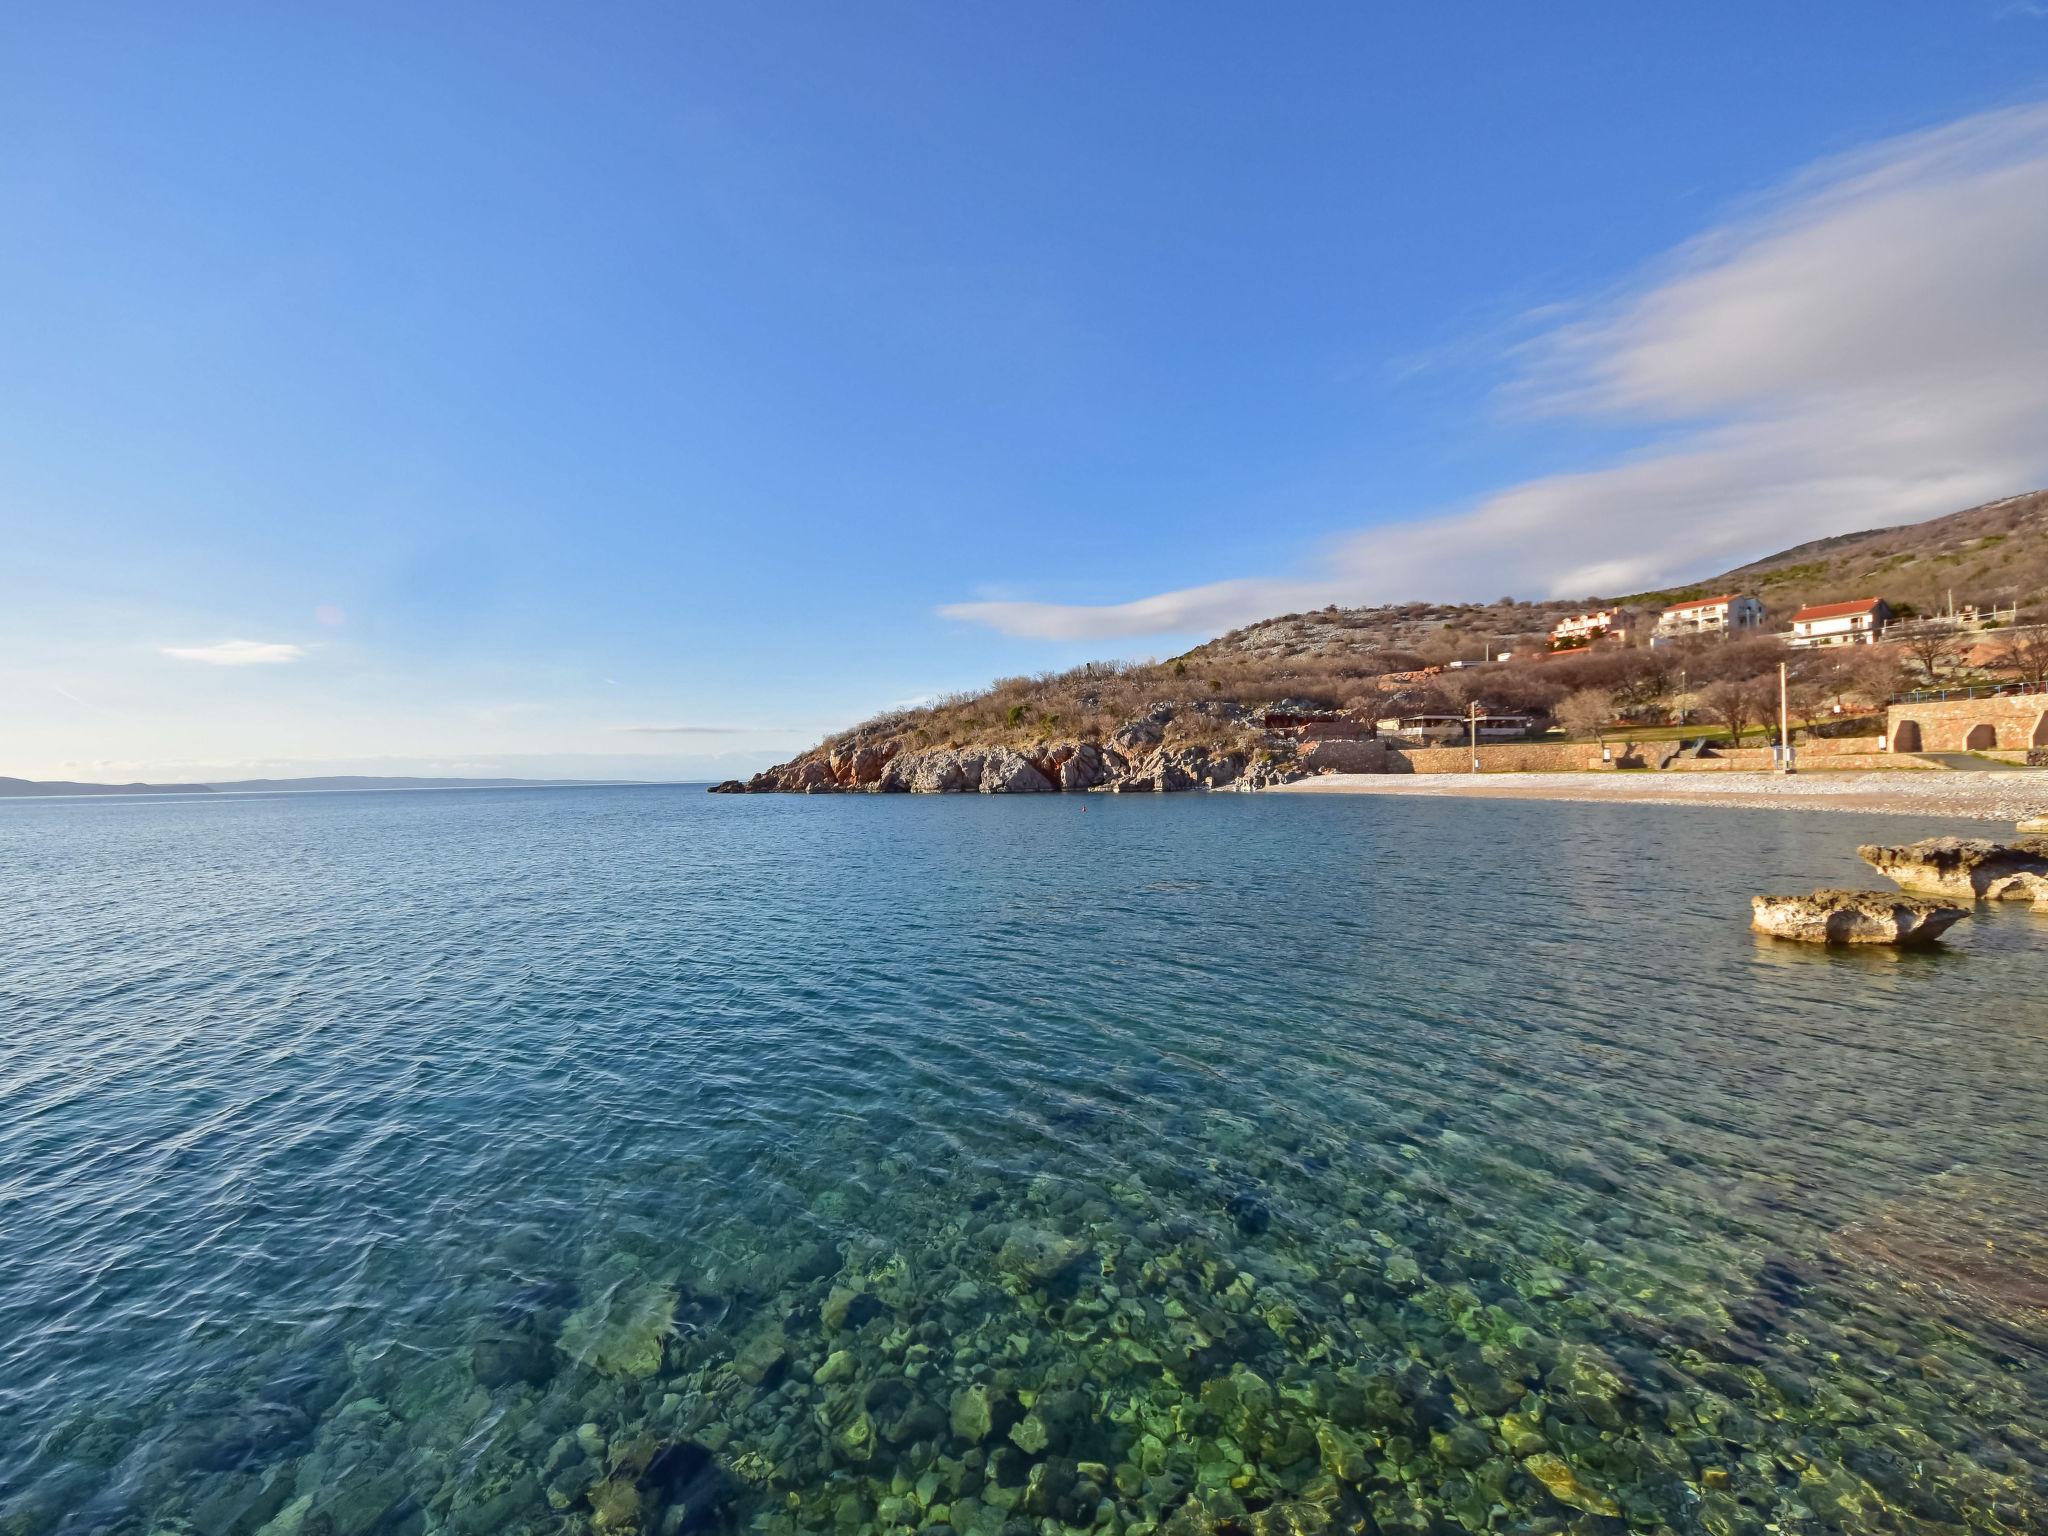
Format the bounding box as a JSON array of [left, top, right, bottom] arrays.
[[719, 488, 2047, 795], [1623, 488, 2048, 619]]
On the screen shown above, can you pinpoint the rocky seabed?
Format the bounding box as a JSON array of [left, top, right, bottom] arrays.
[[33, 1104, 2047, 1536]]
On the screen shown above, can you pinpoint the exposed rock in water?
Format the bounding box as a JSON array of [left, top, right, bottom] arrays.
[[1749, 890, 1969, 945], [979, 750, 1056, 794], [1857, 836, 2048, 902], [724, 695, 1356, 796]]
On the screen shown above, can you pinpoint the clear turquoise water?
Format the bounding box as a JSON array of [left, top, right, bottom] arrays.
[[2, 787, 2044, 1536]]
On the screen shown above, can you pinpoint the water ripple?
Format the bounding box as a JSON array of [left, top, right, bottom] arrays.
[[1, 788, 2045, 1534]]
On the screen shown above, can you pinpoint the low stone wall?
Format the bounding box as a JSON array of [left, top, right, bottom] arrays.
[[1292, 720, 1372, 742], [1887, 693, 2048, 753], [1295, 738, 1400, 774], [1662, 750, 1924, 772], [1661, 749, 1775, 772], [1347, 740, 1920, 777], [1397, 743, 1603, 773]]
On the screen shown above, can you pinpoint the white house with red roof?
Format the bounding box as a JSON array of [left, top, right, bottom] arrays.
[[1549, 608, 1631, 648], [1786, 597, 1891, 647], [1652, 593, 1765, 643]]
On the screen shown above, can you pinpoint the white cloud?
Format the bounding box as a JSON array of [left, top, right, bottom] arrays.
[[618, 723, 800, 735], [944, 102, 2048, 641], [159, 640, 307, 665]]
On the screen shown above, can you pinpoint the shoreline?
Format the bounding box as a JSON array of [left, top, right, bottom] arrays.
[[1268, 769, 2048, 821]]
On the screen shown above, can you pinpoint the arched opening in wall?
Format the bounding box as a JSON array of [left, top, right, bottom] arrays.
[[1892, 720, 1922, 753], [1966, 723, 1998, 750]]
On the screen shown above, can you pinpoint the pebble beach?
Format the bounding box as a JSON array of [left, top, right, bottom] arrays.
[[1272, 768, 2048, 821]]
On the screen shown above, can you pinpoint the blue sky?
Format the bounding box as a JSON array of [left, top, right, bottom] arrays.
[[4, 5, 2046, 781]]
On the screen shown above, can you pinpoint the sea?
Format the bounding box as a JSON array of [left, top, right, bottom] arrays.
[[2, 785, 2044, 1536]]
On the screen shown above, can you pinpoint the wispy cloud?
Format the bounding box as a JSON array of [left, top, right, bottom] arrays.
[[617, 723, 801, 736], [944, 102, 2048, 641], [159, 640, 308, 666]]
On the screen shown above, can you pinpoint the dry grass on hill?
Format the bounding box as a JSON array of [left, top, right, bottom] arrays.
[[1623, 488, 2048, 621], [801, 487, 2048, 766]]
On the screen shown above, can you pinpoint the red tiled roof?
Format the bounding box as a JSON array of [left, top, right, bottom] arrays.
[[1664, 594, 1742, 612], [1790, 598, 1885, 622]]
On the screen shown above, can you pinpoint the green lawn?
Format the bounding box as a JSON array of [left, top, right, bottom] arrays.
[[1541, 715, 1883, 746]]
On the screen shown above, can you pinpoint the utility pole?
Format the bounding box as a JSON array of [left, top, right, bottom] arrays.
[[1778, 661, 1795, 774], [1468, 699, 1480, 774]]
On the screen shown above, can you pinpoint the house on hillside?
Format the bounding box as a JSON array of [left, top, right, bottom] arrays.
[[1786, 597, 1891, 648], [1652, 594, 1765, 645], [1549, 609, 1633, 649]]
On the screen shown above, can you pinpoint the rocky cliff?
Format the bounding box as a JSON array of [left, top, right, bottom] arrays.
[[712, 701, 1401, 795]]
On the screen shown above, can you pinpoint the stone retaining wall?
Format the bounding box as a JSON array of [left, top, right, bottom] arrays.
[[1887, 693, 2048, 753], [1368, 740, 1917, 776], [1397, 743, 1603, 773]]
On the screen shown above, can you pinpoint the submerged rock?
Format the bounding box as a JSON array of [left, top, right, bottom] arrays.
[[1522, 1452, 1621, 1517], [950, 1384, 995, 1444], [469, 1332, 556, 1391], [1857, 835, 2048, 902], [993, 1225, 1090, 1288], [1750, 889, 1969, 945], [558, 1279, 676, 1379]]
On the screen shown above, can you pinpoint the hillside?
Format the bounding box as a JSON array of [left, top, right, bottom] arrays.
[[0, 777, 214, 797], [0, 775, 628, 798], [1183, 488, 2048, 670], [723, 487, 2048, 795], [1619, 488, 2048, 618]]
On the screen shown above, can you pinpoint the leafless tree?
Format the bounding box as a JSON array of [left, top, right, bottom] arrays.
[[1435, 669, 1490, 710], [1699, 677, 1771, 746], [1841, 646, 1909, 711], [1994, 626, 2048, 689], [1554, 688, 1615, 745], [1899, 627, 1960, 688], [1814, 660, 1860, 718]]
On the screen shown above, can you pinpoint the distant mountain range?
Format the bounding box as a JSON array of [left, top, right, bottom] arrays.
[[0, 775, 657, 799]]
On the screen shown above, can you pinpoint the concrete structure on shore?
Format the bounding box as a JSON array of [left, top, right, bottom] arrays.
[[1886, 692, 2048, 754]]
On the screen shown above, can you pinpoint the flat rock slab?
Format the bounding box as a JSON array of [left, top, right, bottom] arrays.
[[1751, 889, 1969, 945], [1857, 836, 2048, 901]]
